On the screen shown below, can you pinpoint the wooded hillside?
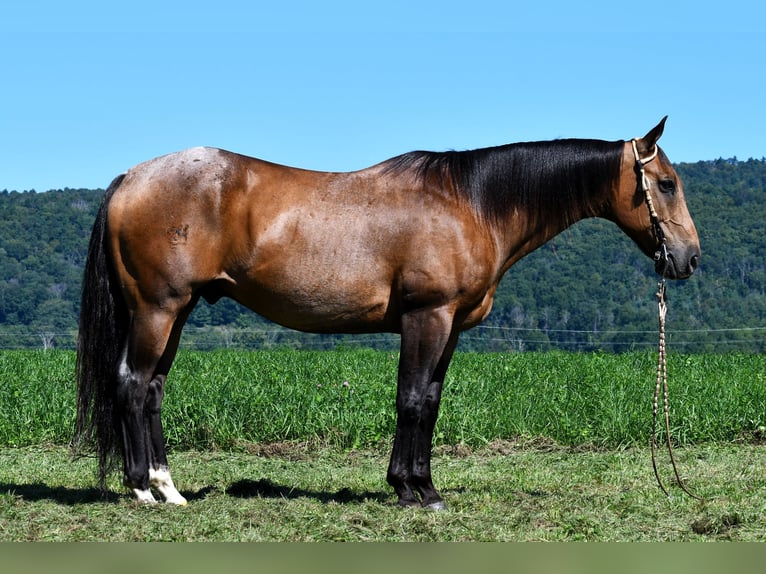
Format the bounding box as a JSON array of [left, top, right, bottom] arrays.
[[1, 157, 764, 351]]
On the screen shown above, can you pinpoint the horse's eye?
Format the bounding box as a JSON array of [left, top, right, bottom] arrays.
[[659, 179, 676, 194]]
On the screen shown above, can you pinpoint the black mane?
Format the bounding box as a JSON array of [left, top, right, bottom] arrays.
[[384, 139, 624, 229]]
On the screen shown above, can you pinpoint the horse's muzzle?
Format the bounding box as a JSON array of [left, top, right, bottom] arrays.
[[660, 248, 700, 280]]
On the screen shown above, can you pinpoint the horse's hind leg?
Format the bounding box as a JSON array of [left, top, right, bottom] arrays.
[[117, 307, 186, 504], [145, 373, 186, 505], [116, 348, 155, 503], [144, 314, 192, 505]]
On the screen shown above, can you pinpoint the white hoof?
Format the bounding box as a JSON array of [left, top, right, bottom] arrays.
[[150, 467, 188, 506], [132, 488, 158, 504]]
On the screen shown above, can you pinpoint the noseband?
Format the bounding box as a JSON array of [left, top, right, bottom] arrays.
[[631, 139, 669, 277]]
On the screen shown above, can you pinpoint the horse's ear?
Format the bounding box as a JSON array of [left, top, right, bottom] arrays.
[[638, 116, 668, 151]]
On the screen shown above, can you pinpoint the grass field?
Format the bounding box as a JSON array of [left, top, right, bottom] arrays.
[[1, 442, 765, 541], [0, 349, 764, 541], [1, 349, 764, 449]]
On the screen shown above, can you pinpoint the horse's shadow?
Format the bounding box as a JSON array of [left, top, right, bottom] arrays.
[[0, 482, 117, 505], [0, 480, 390, 505], [225, 478, 390, 504]]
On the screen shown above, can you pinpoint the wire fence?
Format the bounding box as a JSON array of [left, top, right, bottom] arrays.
[[1, 324, 765, 353]]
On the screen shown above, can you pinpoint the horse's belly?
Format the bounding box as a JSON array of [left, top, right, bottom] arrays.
[[228, 273, 396, 334]]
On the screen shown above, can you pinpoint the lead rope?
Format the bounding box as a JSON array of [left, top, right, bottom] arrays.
[[632, 139, 701, 501], [651, 280, 700, 499]]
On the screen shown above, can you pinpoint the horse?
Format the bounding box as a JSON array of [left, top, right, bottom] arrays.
[[74, 117, 700, 508]]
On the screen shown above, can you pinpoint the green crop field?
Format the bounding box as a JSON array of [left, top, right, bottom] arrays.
[[0, 349, 765, 541], [1, 349, 764, 449]]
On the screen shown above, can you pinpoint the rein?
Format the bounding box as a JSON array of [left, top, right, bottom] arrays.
[[631, 139, 701, 500]]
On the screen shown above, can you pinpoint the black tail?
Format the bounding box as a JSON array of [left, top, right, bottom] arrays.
[[73, 174, 127, 491]]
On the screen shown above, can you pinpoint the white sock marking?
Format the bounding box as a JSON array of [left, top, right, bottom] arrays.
[[149, 467, 188, 506]]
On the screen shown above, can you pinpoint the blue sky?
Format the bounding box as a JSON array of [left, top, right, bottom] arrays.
[[1, 0, 763, 192]]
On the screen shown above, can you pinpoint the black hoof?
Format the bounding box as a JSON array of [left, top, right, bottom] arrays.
[[397, 497, 421, 508]]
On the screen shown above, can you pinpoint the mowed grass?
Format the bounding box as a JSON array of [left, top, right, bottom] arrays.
[[0, 349, 765, 541], [1, 442, 765, 541]]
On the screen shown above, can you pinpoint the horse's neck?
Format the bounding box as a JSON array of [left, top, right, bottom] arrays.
[[495, 196, 605, 274]]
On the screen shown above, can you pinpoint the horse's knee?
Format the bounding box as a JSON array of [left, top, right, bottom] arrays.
[[396, 393, 423, 424]]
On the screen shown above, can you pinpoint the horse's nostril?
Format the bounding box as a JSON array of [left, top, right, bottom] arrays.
[[690, 254, 700, 271]]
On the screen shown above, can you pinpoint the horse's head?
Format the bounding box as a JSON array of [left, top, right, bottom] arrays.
[[610, 117, 700, 280]]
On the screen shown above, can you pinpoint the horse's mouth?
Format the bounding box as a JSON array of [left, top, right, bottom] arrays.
[[658, 250, 699, 280]]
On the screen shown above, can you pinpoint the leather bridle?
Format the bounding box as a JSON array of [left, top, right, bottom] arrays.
[[631, 138, 669, 278]]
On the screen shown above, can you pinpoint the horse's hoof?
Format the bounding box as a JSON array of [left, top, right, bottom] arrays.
[[149, 467, 188, 505], [166, 495, 189, 506], [161, 490, 188, 506], [423, 500, 447, 511], [132, 488, 158, 504]]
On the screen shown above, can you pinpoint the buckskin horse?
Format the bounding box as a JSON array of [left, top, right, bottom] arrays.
[[75, 117, 700, 508]]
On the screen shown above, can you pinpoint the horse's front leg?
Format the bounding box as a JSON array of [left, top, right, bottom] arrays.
[[411, 335, 458, 510], [387, 308, 456, 510]]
